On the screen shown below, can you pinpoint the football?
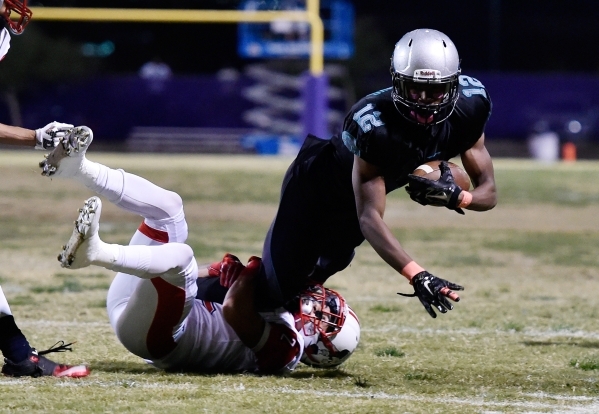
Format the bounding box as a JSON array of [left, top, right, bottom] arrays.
[[412, 160, 471, 191]]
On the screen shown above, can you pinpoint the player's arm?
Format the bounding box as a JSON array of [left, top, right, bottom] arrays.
[[352, 155, 414, 275], [221, 257, 301, 374], [459, 133, 497, 211], [0, 123, 36, 147], [221, 259, 265, 348], [353, 155, 463, 318], [0, 121, 73, 149]]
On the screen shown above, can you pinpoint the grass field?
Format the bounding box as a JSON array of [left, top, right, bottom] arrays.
[[1, 150, 599, 413]]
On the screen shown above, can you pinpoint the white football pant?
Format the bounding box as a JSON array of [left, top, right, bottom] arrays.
[[74, 163, 256, 371]]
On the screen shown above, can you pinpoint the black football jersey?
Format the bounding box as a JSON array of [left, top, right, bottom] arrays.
[[331, 74, 492, 193]]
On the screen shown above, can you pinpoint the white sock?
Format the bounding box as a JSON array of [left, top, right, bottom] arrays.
[[73, 160, 125, 204], [0, 286, 13, 317], [95, 244, 153, 279], [99, 244, 193, 281], [73, 161, 180, 220]]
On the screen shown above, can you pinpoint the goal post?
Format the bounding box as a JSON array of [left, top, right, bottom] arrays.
[[29, 2, 329, 138]]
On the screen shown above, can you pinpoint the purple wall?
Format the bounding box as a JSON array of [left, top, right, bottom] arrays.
[[19, 75, 255, 143], [472, 72, 599, 141], [10, 72, 599, 144]]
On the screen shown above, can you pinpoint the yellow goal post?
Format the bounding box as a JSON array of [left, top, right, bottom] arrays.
[[28, 1, 325, 75]]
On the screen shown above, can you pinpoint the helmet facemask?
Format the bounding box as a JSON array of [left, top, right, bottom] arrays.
[[297, 284, 346, 339], [295, 284, 360, 368], [391, 70, 460, 125], [0, 0, 32, 35]]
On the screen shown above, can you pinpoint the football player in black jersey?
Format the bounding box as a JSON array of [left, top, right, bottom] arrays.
[[198, 28, 498, 320]]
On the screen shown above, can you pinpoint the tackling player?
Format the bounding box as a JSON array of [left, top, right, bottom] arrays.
[[38, 128, 359, 373], [197, 29, 497, 320], [0, 0, 90, 378]]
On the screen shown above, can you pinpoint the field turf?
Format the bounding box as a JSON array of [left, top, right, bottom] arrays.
[[1, 151, 598, 413]]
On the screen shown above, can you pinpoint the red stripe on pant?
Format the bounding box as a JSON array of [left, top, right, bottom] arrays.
[[139, 221, 169, 243], [138, 220, 184, 359], [147, 277, 186, 359]]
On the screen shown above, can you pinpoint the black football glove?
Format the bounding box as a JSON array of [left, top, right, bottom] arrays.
[[398, 271, 464, 318], [405, 161, 465, 214]]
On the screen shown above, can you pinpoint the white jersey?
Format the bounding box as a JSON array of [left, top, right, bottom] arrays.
[[149, 301, 302, 373], [0, 28, 10, 61]]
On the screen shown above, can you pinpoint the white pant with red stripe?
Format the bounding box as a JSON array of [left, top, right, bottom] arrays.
[[92, 167, 258, 372]]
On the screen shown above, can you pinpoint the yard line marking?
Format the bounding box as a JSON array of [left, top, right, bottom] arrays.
[[16, 320, 111, 328], [362, 326, 599, 340], [256, 387, 599, 412], [15, 320, 599, 340], [3, 379, 597, 412]]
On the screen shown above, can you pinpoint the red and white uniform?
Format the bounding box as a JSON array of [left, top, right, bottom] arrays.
[[83, 166, 304, 373], [0, 28, 11, 61]]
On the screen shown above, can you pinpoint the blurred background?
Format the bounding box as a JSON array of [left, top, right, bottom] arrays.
[[2, 0, 599, 159]]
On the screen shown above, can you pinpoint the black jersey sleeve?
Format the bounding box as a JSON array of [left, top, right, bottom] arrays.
[[339, 98, 391, 166], [453, 75, 493, 149]]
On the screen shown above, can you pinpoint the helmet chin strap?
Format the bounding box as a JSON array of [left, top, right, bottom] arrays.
[[392, 97, 458, 127], [411, 110, 434, 125]]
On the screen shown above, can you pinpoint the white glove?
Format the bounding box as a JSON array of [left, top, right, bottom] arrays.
[[34, 121, 74, 150]]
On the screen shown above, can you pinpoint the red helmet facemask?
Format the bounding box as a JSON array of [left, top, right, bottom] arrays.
[[1, 0, 32, 35], [295, 285, 346, 340]]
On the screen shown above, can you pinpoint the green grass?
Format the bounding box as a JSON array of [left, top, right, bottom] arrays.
[[1, 152, 599, 413]]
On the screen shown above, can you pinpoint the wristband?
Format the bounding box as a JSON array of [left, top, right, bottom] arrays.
[[401, 261, 425, 282], [458, 191, 473, 209]]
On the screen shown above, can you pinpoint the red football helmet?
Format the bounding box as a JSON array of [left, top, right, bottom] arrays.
[[1, 0, 32, 35], [295, 284, 360, 368]]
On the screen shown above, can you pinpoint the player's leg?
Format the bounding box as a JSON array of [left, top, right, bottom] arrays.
[[0, 286, 31, 367], [106, 244, 198, 361], [0, 286, 90, 378], [258, 137, 356, 307], [45, 129, 197, 362], [40, 126, 187, 231], [257, 136, 336, 306], [61, 194, 198, 361], [259, 180, 322, 307]]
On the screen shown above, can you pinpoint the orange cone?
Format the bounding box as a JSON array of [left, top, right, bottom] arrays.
[[561, 142, 577, 162]]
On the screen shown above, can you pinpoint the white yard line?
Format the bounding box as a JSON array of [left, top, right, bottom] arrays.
[[362, 326, 599, 340], [16, 319, 599, 340], [1, 379, 597, 412]]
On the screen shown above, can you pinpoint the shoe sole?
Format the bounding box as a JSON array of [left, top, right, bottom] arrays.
[[54, 365, 91, 378], [40, 126, 93, 177], [59, 196, 101, 269], [1, 364, 91, 378]]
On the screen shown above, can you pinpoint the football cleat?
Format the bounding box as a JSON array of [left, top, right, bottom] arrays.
[[59, 196, 102, 269], [39, 126, 93, 177], [1, 341, 90, 378]]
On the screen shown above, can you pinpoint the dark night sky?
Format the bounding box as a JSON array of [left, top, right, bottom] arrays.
[[30, 0, 599, 75]]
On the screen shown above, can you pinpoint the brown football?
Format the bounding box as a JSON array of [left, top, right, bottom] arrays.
[[412, 160, 471, 191]]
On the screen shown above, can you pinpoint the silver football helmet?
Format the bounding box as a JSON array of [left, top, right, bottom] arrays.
[[390, 28, 461, 125], [295, 285, 360, 368]]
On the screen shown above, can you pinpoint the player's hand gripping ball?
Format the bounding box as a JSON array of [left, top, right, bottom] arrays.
[[406, 160, 471, 214]]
